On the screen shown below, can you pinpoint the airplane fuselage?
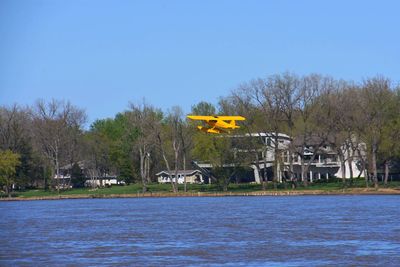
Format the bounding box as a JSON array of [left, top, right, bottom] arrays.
[[206, 120, 238, 129], [187, 115, 245, 134]]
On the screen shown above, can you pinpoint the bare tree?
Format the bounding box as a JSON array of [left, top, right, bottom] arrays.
[[313, 81, 349, 185], [154, 106, 184, 193], [229, 87, 269, 189], [335, 87, 370, 186], [243, 78, 285, 189], [294, 74, 327, 186], [232, 74, 303, 189], [273, 73, 302, 187], [31, 99, 86, 193], [127, 102, 161, 192], [0, 105, 31, 151], [334, 86, 368, 186], [83, 130, 111, 189], [179, 118, 194, 192]]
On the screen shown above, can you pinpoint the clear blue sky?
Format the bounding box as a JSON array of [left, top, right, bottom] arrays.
[[1, 0, 399, 124]]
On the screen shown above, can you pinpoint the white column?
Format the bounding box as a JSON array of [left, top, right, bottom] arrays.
[[310, 170, 313, 183], [326, 173, 329, 180], [252, 165, 261, 184], [277, 162, 281, 183], [318, 172, 321, 180]]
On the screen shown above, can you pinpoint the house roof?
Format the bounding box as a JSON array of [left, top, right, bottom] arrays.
[[292, 134, 336, 147], [231, 132, 291, 140], [156, 170, 202, 176]]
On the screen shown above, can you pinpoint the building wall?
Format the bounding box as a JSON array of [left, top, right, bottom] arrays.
[[251, 158, 365, 183], [334, 161, 366, 178]]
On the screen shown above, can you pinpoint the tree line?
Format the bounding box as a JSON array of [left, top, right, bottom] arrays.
[[1, 73, 399, 196]]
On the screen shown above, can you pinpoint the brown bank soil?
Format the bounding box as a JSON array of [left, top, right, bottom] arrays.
[[1, 187, 400, 201]]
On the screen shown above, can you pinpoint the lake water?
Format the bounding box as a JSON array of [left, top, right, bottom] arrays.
[[1, 196, 399, 266]]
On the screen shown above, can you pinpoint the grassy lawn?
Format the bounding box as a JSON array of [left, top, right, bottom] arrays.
[[2, 179, 399, 198]]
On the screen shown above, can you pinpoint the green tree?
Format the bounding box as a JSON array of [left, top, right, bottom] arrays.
[[70, 163, 85, 188], [359, 77, 395, 188], [0, 105, 44, 189], [192, 133, 242, 191], [191, 101, 216, 115], [0, 150, 21, 197], [89, 113, 136, 184], [379, 91, 400, 186]]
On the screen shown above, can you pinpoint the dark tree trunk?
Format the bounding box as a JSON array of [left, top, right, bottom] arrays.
[[356, 147, 368, 188], [273, 134, 279, 190], [6, 184, 11, 198], [288, 152, 294, 188], [254, 145, 265, 191], [301, 156, 307, 187], [223, 183, 228, 192], [183, 154, 187, 192], [263, 148, 268, 188], [347, 143, 355, 185], [372, 144, 378, 189], [43, 166, 48, 190], [139, 148, 147, 193], [339, 152, 346, 187]]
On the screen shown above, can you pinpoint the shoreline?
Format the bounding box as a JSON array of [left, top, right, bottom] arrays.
[[1, 188, 400, 201]]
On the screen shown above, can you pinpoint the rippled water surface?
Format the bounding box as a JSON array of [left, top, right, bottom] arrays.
[[1, 196, 400, 266]]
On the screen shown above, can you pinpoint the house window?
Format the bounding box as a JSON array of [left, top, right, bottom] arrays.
[[266, 138, 271, 146]]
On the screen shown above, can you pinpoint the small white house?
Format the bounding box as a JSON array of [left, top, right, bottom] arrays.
[[156, 170, 204, 184], [84, 176, 125, 187]]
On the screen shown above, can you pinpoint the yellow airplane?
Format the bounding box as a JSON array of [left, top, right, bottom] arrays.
[[187, 115, 246, 134]]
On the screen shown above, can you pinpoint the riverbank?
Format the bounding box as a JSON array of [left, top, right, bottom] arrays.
[[1, 187, 400, 201]]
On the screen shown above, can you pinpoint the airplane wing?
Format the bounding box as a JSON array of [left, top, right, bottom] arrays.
[[215, 116, 246, 121], [187, 115, 245, 121], [187, 115, 218, 121]]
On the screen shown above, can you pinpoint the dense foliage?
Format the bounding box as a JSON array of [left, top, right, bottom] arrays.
[[1, 73, 399, 195]]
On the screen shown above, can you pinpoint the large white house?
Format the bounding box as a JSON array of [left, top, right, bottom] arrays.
[[196, 133, 367, 184]]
